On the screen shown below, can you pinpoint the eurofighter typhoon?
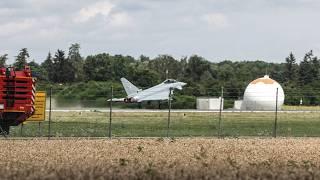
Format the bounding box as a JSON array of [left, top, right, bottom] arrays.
[[112, 78, 187, 103]]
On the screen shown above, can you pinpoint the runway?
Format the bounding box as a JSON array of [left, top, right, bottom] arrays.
[[47, 109, 320, 113]]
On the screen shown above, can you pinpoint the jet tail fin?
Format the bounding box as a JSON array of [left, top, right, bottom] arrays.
[[120, 78, 140, 96]]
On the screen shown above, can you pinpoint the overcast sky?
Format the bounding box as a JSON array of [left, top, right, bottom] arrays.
[[0, 0, 319, 64]]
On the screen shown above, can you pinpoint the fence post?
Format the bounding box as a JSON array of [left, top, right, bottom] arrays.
[[273, 88, 279, 138], [218, 86, 224, 137], [167, 88, 172, 138], [20, 123, 23, 137], [108, 86, 113, 138], [38, 122, 41, 137], [48, 86, 52, 140]]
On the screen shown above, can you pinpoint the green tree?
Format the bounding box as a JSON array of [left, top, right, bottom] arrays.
[[83, 53, 135, 82], [53, 49, 73, 83], [311, 54, 320, 81], [28, 60, 46, 80], [0, 54, 8, 67], [41, 52, 54, 81], [131, 68, 160, 88], [185, 55, 211, 82], [139, 55, 150, 62], [112, 55, 135, 79], [14, 48, 29, 70], [41, 50, 320, 106], [147, 55, 181, 81], [83, 53, 113, 81], [299, 50, 318, 85], [284, 52, 298, 82], [68, 43, 84, 81]]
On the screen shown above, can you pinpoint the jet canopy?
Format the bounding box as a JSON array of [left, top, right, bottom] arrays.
[[163, 79, 178, 84]]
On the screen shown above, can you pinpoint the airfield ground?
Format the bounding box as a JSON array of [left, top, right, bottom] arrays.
[[8, 110, 320, 137], [0, 138, 320, 179]]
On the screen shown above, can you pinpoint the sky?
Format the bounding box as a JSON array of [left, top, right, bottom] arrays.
[[0, 0, 320, 64]]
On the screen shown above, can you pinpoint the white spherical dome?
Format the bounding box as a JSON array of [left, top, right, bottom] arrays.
[[241, 75, 285, 111]]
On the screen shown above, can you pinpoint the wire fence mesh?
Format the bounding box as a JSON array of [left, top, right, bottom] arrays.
[[7, 87, 320, 138]]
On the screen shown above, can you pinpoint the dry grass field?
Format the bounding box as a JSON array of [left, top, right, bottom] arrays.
[[1, 138, 320, 179]]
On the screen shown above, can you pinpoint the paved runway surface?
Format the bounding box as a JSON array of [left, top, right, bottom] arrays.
[[47, 109, 320, 113]]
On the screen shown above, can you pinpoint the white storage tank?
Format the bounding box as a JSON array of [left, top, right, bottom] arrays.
[[241, 75, 285, 111], [197, 97, 223, 110]]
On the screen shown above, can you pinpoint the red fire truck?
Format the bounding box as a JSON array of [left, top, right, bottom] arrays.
[[0, 66, 36, 134]]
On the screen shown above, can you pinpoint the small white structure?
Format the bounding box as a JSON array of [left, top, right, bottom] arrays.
[[233, 100, 243, 110], [197, 97, 223, 110], [241, 75, 285, 111]]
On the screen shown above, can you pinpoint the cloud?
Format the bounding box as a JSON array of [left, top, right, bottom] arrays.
[[201, 13, 229, 28], [0, 0, 319, 63], [0, 8, 15, 16], [74, 1, 115, 23], [0, 19, 35, 37], [73, 1, 132, 28], [109, 12, 132, 27]]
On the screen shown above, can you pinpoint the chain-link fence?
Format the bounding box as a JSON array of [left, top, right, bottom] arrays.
[[6, 86, 320, 138]]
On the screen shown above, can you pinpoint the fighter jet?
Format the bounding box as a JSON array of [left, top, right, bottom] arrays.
[[112, 78, 187, 103]]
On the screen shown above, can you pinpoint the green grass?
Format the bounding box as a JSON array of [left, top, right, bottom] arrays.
[[7, 111, 320, 137], [282, 105, 320, 111]]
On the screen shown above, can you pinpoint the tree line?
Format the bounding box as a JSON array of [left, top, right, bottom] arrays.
[[2, 44, 320, 106]]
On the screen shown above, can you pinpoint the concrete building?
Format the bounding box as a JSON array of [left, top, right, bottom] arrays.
[[233, 100, 243, 110], [196, 97, 223, 110]]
